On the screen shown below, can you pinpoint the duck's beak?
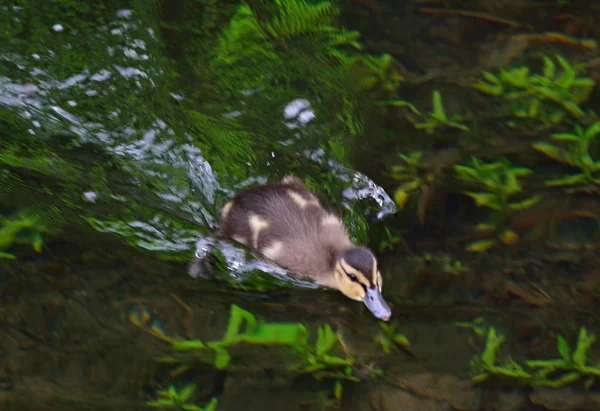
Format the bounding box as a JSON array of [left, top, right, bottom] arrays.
[[363, 286, 391, 321]]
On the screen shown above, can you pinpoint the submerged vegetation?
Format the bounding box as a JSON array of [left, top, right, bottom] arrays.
[[462, 320, 600, 389], [132, 304, 392, 409], [533, 121, 600, 186], [414, 90, 469, 134], [454, 157, 539, 252], [473, 54, 595, 124], [148, 385, 218, 411]]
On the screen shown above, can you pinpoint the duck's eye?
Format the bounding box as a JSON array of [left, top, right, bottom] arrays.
[[347, 273, 358, 282]]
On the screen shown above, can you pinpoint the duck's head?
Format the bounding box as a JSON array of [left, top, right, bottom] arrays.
[[333, 246, 392, 321]]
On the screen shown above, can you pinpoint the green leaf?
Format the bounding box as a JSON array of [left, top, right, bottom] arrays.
[[557, 335, 571, 362], [572, 77, 595, 88], [510, 166, 533, 177], [473, 81, 503, 96], [203, 398, 219, 411], [572, 327, 593, 368], [316, 325, 338, 356], [475, 222, 496, 232], [431, 90, 447, 121], [526, 359, 569, 369], [508, 196, 540, 211], [561, 100, 584, 117], [223, 305, 257, 342], [321, 354, 352, 366], [0, 252, 17, 260], [246, 323, 308, 347], [454, 165, 479, 181], [532, 142, 564, 162], [172, 340, 206, 351], [179, 384, 196, 402], [542, 56, 556, 79], [393, 333, 410, 348], [334, 380, 343, 399], [528, 98, 540, 118], [545, 174, 587, 186], [414, 121, 436, 131], [555, 54, 573, 72], [481, 327, 502, 366], [551, 133, 580, 142], [394, 189, 411, 209], [465, 192, 501, 210], [472, 373, 489, 383], [585, 121, 600, 140], [387, 100, 420, 114], [483, 71, 500, 84], [447, 120, 469, 132], [466, 239, 497, 252], [214, 348, 231, 369], [168, 385, 177, 398], [512, 67, 531, 87]]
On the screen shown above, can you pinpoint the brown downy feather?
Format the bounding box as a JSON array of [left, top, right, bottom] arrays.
[[218, 177, 352, 281]]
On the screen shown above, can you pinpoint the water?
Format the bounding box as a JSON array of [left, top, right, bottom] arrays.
[[2, 1, 600, 410]]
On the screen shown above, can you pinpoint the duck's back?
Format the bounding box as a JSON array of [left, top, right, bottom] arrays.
[[219, 180, 352, 279]]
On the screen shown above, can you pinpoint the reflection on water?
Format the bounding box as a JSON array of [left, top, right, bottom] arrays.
[[0, 0, 395, 266]]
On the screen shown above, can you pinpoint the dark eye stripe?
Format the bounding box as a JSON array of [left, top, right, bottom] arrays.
[[343, 267, 358, 282]]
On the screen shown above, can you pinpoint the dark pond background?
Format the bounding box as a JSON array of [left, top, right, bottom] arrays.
[[2, 0, 600, 410]]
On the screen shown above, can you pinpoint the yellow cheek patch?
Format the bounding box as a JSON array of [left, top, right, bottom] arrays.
[[345, 284, 365, 301], [335, 267, 365, 301], [248, 213, 270, 249]]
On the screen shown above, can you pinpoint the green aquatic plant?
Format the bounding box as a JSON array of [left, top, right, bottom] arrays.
[[374, 322, 410, 353], [376, 226, 402, 253], [467, 325, 600, 388], [454, 157, 539, 252], [351, 53, 404, 95], [0, 216, 42, 259], [532, 121, 600, 186], [470, 327, 532, 384], [291, 323, 358, 409], [212, 0, 361, 92], [132, 303, 355, 372], [388, 151, 426, 210], [473, 54, 595, 123], [0, 146, 85, 184], [131, 304, 369, 409], [147, 384, 218, 411], [414, 90, 469, 134], [293, 323, 356, 377], [165, 304, 308, 370], [526, 327, 600, 388], [347, 53, 418, 112], [456, 317, 490, 337], [0, 207, 63, 259]]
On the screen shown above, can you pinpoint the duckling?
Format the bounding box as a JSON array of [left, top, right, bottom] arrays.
[[218, 176, 391, 321]]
